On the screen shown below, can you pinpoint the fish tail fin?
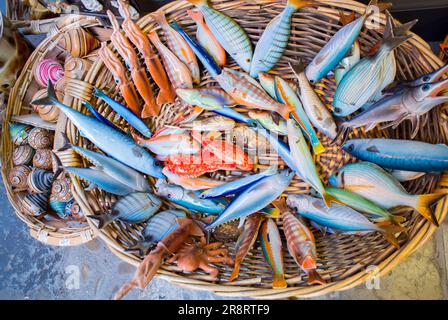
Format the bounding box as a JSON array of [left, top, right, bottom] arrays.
[[414, 192, 446, 226], [272, 273, 287, 289], [382, 12, 414, 50], [261, 207, 281, 218], [56, 132, 72, 152], [307, 269, 326, 285], [187, 9, 203, 23], [311, 137, 325, 155], [150, 10, 168, 27], [186, 0, 208, 6], [379, 224, 407, 248], [88, 213, 114, 229], [31, 80, 59, 106], [272, 197, 289, 213], [390, 214, 407, 226], [331, 121, 350, 146], [393, 18, 418, 37], [289, 60, 305, 76], [229, 263, 241, 282], [288, 0, 315, 10], [322, 191, 338, 208], [125, 240, 152, 256]]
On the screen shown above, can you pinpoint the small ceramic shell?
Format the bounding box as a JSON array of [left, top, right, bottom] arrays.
[[34, 58, 64, 87], [9, 123, 32, 146], [59, 28, 100, 58], [33, 149, 54, 171], [50, 177, 73, 202], [12, 145, 35, 166], [31, 89, 62, 123], [65, 199, 84, 220], [64, 57, 92, 79], [54, 77, 68, 92], [28, 128, 53, 149], [27, 168, 54, 193], [9, 165, 32, 191], [50, 199, 67, 218], [22, 192, 48, 217]]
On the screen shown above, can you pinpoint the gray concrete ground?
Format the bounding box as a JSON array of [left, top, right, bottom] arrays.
[[1, 175, 447, 300]]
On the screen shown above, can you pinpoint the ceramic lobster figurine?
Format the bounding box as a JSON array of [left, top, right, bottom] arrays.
[[114, 218, 205, 300], [107, 10, 160, 118], [169, 239, 233, 278], [98, 42, 141, 117]]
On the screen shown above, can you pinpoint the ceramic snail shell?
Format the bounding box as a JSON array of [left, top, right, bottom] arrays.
[[59, 28, 100, 58], [34, 58, 64, 87], [28, 128, 53, 149], [9, 123, 32, 146], [9, 165, 32, 191], [22, 192, 48, 217], [65, 199, 84, 220], [27, 168, 54, 194], [33, 149, 54, 171], [50, 177, 73, 202], [12, 145, 35, 166], [64, 57, 92, 79], [31, 89, 62, 123]]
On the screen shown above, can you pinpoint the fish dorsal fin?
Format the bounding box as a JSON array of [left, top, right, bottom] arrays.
[[346, 185, 374, 192], [311, 199, 325, 210], [366, 145, 380, 153]]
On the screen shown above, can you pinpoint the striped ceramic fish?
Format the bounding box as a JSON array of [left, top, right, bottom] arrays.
[[328, 162, 445, 225], [249, 111, 288, 135], [151, 10, 200, 84], [274, 198, 325, 285], [163, 167, 226, 191], [186, 0, 253, 72], [250, 0, 312, 78], [260, 218, 287, 289], [176, 88, 236, 110]]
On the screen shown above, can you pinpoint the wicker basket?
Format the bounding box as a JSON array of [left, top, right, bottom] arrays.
[[64, 0, 447, 298], [0, 15, 103, 246]]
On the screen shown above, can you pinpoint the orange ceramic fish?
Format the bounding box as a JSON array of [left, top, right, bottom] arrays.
[[162, 167, 226, 191], [118, 0, 176, 105], [98, 42, 141, 116], [107, 10, 160, 118]]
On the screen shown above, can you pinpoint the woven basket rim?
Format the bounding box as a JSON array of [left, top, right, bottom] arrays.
[[65, 0, 448, 298], [0, 15, 101, 246]]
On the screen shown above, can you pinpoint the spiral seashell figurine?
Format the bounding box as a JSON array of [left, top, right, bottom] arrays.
[[28, 128, 53, 149], [50, 177, 73, 202], [13, 145, 35, 166], [64, 57, 92, 79], [65, 199, 84, 220], [33, 149, 54, 171], [34, 58, 64, 87], [31, 89, 62, 122], [27, 168, 54, 194], [22, 193, 48, 217], [9, 123, 32, 146], [59, 28, 100, 58], [9, 165, 32, 191]]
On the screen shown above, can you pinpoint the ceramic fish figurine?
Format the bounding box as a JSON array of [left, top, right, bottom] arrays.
[[176, 88, 236, 110], [248, 111, 287, 136], [61, 141, 152, 193], [34, 58, 64, 87], [389, 170, 425, 182], [205, 170, 294, 230], [328, 162, 445, 226], [287, 194, 403, 248], [287, 120, 334, 207], [259, 72, 277, 99], [33, 149, 54, 171], [289, 61, 337, 139], [155, 179, 225, 215], [186, 0, 253, 72], [9, 123, 32, 146], [89, 192, 162, 229], [32, 81, 164, 179], [229, 213, 264, 282], [274, 76, 324, 154], [118, 0, 176, 105], [163, 167, 226, 191], [108, 11, 159, 118], [93, 88, 153, 138], [148, 31, 193, 92], [9, 165, 32, 191], [260, 218, 287, 289], [22, 193, 48, 217], [13, 145, 34, 166], [274, 198, 325, 285], [306, 1, 380, 83], [187, 9, 226, 67], [98, 42, 141, 117], [336, 79, 448, 141], [200, 166, 277, 199], [325, 187, 405, 225], [343, 139, 448, 172], [177, 116, 235, 132], [133, 133, 200, 157], [82, 101, 120, 131], [250, 0, 312, 78], [333, 13, 416, 117], [151, 11, 200, 84], [28, 128, 53, 149]]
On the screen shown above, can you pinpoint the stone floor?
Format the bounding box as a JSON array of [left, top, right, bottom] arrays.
[[0, 175, 447, 300]]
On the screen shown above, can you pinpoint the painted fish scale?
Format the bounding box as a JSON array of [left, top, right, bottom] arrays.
[[113, 193, 161, 223], [282, 211, 316, 265]]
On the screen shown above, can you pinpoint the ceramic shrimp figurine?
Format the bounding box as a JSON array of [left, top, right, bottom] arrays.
[[118, 0, 176, 105], [107, 10, 160, 118], [114, 218, 205, 300], [98, 43, 141, 117]]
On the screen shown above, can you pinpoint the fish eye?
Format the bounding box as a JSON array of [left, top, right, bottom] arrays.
[[422, 84, 431, 91], [346, 144, 354, 152], [422, 76, 431, 82], [309, 79, 315, 84], [334, 107, 342, 114], [167, 194, 172, 199]]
